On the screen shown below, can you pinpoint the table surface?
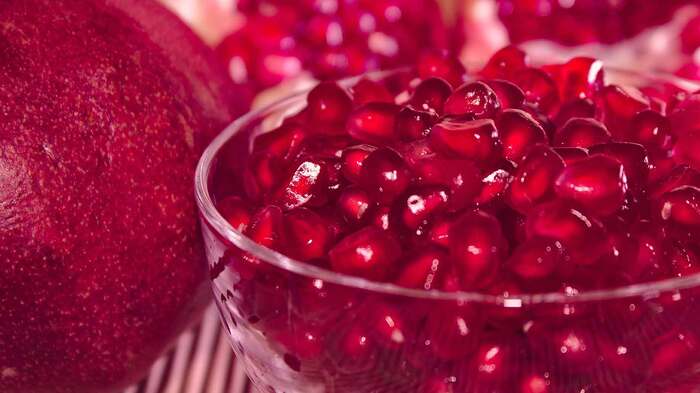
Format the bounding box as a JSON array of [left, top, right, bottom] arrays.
[[124, 306, 253, 393]]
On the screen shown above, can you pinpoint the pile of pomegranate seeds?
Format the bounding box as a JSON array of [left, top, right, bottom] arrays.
[[218, 46, 700, 293], [498, 0, 692, 46], [216, 0, 456, 102]]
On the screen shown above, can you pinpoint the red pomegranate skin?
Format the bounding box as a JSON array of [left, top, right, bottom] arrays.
[[0, 1, 241, 392]]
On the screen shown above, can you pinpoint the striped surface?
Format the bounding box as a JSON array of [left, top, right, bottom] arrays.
[[124, 305, 252, 393]]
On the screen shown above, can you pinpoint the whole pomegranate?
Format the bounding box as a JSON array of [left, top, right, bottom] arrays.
[[0, 0, 241, 392]]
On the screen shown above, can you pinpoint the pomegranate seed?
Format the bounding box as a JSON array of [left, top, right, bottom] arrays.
[[307, 81, 353, 125], [337, 186, 374, 225], [449, 210, 508, 289], [553, 98, 596, 127], [657, 186, 700, 228], [669, 92, 700, 137], [627, 110, 675, 151], [512, 67, 559, 115], [329, 226, 401, 280], [417, 50, 466, 88], [395, 106, 438, 140], [428, 215, 456, 248], [409, 77, 452, 114], [508, 236, 566, 280], [394, 247, 451, 290], [429, 118, 500, 161], [472, 343, 509, 381], [276, 322, 324, 361], [413, 157, 482, 208], [336, 323, 374, 362], [650, 331, 700, 376], [244, 152, 286, 201], [497, 109, 548, 161], [520, 373, 552, 393], [341, 144, 377, 183], [681, 15, 700, 54], [484, 79, 526, 109], [481, 45, 528, 79], [396, 138, 437, 166], [648, 152, 678, 185], [217, 196, 252, 232], [284, 208, 333, 261], [554, 57, 604, 101], [673, 129, 700, 171], [351, 78, 393, 105], [526, 200, 607, 266], [553, 147, 589, 165], [272, 158, 328, 210], [419, 376, 457, 393], [625, 221, 670, 280], [478, 168, 514, 205], [554, 117, 611, 148], [443, 81, 501, 118], [649, 165, 700, 199], [246, 205, 287, 251], [506, 144, 566, 213], [669, 243, 700, 277], [555, 154, 628, 216], [398, 187, 450, 229], [253, 122, 307, 160], [367, 303, 408, 348], [369, 205, 393, 231], [601, 84, 650, 132], [359, 147, 412, 204], [423, 306, 480, 360], [589, 142, 649, 192], [549, 328, 597, 370], [346, 102, 400, 143]]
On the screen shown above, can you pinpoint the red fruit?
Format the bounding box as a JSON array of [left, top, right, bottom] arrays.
[[449, 210, 508, 289], [417, 50, 466, 88], [627, 110, 674, 152], [472, 343, 509, 380], [285, 208, 334, 261], [276, 323, 324, 362], [601, 84, 650, 132], [673, 129, 700, 171], [246, 205, 287, 252], [520, 373, 552, 393], [413, 157, 482, 207], [481, 45, 528, 79], [681, 15, 700, 54], [428, 215, 456, 248], [337, 186, 374, 224], [550, 328, 598, 370], [506, 144, 566, 213], [477, 168, 513, 205], [394, 247, 451, 290], [347, 102, 401, 143], [526, 200, 607, 266], [244, 152, 286, 200], [650, 331, 700, 376], [512, 67, 559, 115], [553, 99, 596, 127], [398, 187, 450, 229], [367, 303, 408, 348], [669, 243, 700, 277], [553, 147, 589, 165], [589, 142, 649, 192], [429, 118, 500, 161], [497, 109, 548, 161], [307, 81, 353, 124], [443, 81, 501, 118], [341, 144, 377, 183], [508, 237, 565, 280], [423, 306, 481, 360], [359, 147, 412, 204], [554, 57, 604, 101], [395, 107, 439, 140], [351, 78, 393, 105], [253, 122, 307, 160], [555, 155, 628, 216], [409, 77, 453, 114], [419, 376, 457, 393], [649, 165, 700, 199], [554, 117, 611, 148], [396, 138, 437, 166], [329, 226, 401, 280], [657, 186, 700, 228], [484, 79, 526, 109], [369, 205, 393, 231], [217, 196, 253, 231], [336, 323, 374, 361], [272, 159, 328, 210]]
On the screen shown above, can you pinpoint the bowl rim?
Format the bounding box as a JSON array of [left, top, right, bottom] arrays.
[[195, 67, 700, 305]]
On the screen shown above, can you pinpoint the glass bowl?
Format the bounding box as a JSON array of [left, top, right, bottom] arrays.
[[195, 69, 700, 393]]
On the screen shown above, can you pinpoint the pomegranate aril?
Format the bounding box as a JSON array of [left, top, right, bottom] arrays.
[[478, 168, 513, 205], [337, 186, 374, 225], [589, 142, 649, 193], [399, 187, 450, 229], [307, 81, 353, 125], [429, 118, 500, 162], [553, 57, 604, 101], [673, 129, 700, 171], [628, 110, 675, 152], [553, 147, 589, 165], [428, 215, 456, 248], [397, 138, 437, 166], [471, 342, 510, 381], [650, 331, 700, 377], [395, 107, 438, 140], [285, 208, 334, 261], [419, 376, 457, 393], [554, 117, 612, 148], [657, 186, 700, 228], [341, 144, 377, 183], [244, 152, 286, 201], [369, 205, 393, 231], [553, 98, 596, 128], [513, 67, 560, 115], [413, 157, 482, 208], [417, 50, 466, 88], [520, 373, 552, 393], [367, 303, 408, 348], [246, 205, 287, 251], [449, 210, 508, 289], [253, 122, 307, 160], [351, 78, 393, 105], [409, 77, 452, 114], [669, 243, 700, 277], [346, 102, 401, 143], [650, 165, 700, 200], [625, 221, 670, 280], [497, 109, 548, 161], [329, 226, 401, 280], [555, 154, 628, 216], [423, 306, 480, 360], [276, 322, 324, 362], [506, 144, 566, 213], [359, 147, 412, 204], [484, 79, 526, 109], [394, 247, 451, 290], [443, 81, 501, 118], [508, 236, 566, 280], [549, 328, 598, 370], [217, 196, 252, 232], [481, 45, 528, 79], [601, 84, 650, 132], [272, 158, 328, 210]]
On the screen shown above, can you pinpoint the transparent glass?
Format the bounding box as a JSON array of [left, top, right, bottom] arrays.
[[195, 70, 700, 393]]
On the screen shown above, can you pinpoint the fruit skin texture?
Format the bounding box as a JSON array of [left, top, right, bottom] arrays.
[[0, 1, 240, 392]]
